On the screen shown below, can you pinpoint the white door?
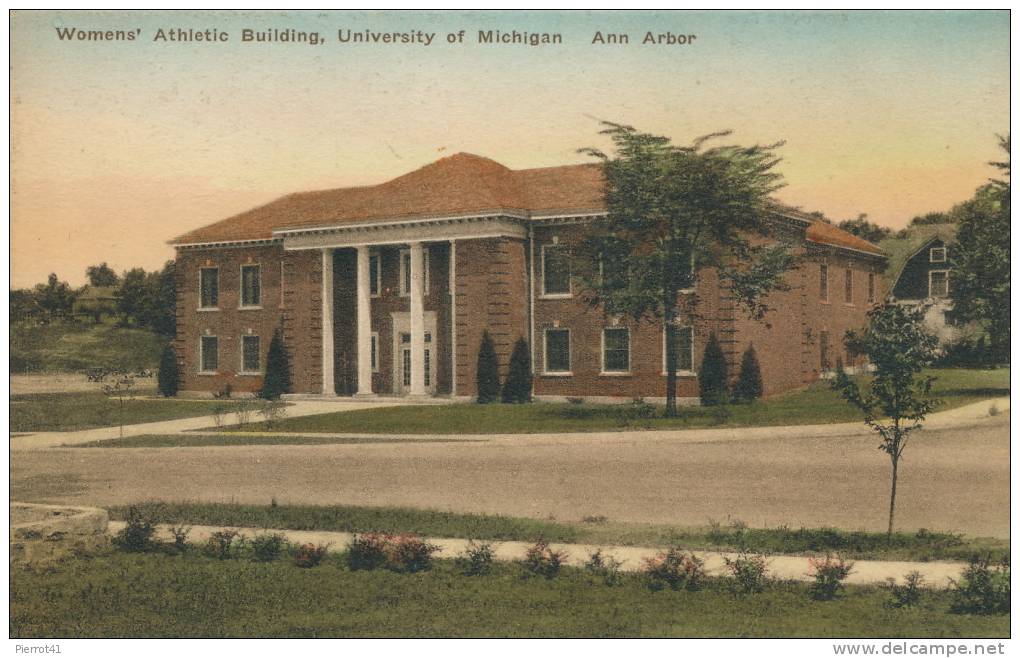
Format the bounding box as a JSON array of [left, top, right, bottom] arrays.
[[394, 330, 436, 395]]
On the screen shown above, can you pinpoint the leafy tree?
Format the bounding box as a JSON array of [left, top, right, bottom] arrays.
[[951, 135, 1010, 363], [34, 273, 77, 322], [501, 337, 532, 403], [908, 211, 951, 227], [475, 331, 501, 404], [837, 214, 892, 244], [831, 302, 940, 537], [116, 261, 176, 337], [698, 333, 729, 406], [86, 262, 120, 287], [578, 122, 794, 416], [733, 344, 763, 403], [10, 289, 40, 323], [260, 328, 292, 400], [157, 343, 180, 397]]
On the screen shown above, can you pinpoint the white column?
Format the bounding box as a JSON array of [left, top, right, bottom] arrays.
[[320, 248, 335, 396], [355, 246, 374, 397], [408, 241, 426, 397]]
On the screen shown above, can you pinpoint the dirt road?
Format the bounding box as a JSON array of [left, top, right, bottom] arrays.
[[11, 416, 1009, 537]]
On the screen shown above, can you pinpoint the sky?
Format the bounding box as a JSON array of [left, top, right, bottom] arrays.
[[10, 9, 1009, 288]]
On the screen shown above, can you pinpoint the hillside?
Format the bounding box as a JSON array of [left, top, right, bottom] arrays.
[[10, 321, 165, 373]]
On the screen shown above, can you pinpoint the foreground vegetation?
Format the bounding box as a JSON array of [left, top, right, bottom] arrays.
[[11, 392, 244, 433], [10, 551, 1008, 638], [10, 321, 164, 374], [239, 368, 1008, 435], [109, 502, 1009, 563]]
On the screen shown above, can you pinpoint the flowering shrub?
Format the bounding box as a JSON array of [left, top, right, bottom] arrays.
[[523, 539, 568, 579], [885, 571, 924, 609], [457, 541, 496, 576], [291, 542, 329, 568], [585, 549, 624, 587], [723, 553, 770, 593], [346, 533, 440, 573], [950, 557, 1010, 615], [643, 548, 706, 591], [808, 554, 854, 600], [203, 530, 243, 560]]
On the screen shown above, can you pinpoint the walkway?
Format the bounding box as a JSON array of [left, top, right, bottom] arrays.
[[116, 521, 972, 587]]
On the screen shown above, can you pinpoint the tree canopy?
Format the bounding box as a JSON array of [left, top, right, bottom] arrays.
[[86, 262, 120, 287]]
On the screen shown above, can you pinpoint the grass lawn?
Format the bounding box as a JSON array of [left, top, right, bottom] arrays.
[[10, 553, 1008, 638], [238, 368, 1009, 435], [10, 392, 247, 433], [110, 502, 1009, 563], [11, 320, 164, 374], [72, 434, 478, 448]]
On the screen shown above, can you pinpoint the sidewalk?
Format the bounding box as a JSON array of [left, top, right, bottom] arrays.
[[114, 521, 972, 587]]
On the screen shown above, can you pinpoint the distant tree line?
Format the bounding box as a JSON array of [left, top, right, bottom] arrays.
[[10, 261, 176, 338]]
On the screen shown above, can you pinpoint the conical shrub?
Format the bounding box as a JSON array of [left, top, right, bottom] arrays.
[[157, 343, 179, 397], [476, 331, 501, 404], [260, 328, 292, 400], [501, 337, 532, 403], [733, 344, 763, 403], [698, 332, 729, 406]]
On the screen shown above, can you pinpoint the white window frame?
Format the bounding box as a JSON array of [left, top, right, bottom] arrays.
[[600, 327, 631, 375], [239, 334, 261, 374], [370, 332, 379, 373], [239, 263, 262, 309], [198, 267, 219, 311], [540, 244, 572, 299], [661, 324, 696, 376], [543, 327, 572, 375], [819, 262, 829, 303], [930, 247, 947, 263], [199, 335, 219, 374], [929, 269, 950, 298], [843, 267, 854, 305], [399, 247, 430, 297], [369, 251, 382, 298]]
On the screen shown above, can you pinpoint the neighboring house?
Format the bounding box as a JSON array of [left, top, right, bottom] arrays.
[[169, 153, 886, 401], [73, 285, 118, 322], [881, 226, 963, 344]]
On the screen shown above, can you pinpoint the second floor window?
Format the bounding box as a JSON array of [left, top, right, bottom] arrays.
[[369, 253, 381, 296], [930, 247, 947, 263], [929, 270, 949, 298], [819, 263, 828, 302], [868, 272, 876, 303], [844, 268, 853, 304], [241, 264, 261, 307], [542, 245, 571, 296], [400, 248, 430, 296], [200, 268, 219, 308]]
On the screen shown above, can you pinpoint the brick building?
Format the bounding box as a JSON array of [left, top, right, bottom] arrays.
[[170, 153, 886, 402]]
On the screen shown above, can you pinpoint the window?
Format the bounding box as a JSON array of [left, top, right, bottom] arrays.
[[370, 332, 379, 372], [867, 272, 876, 303], [844, 268, 853, 304], [930, 247, 947, 263], [241, 335, 260, 373], [819, 263, 828, 302], [602, 327, 630, 373], [542, 245, 571, 297], [240, 264, 261, 307], [369, 252, 381, 297], [819, 331, 830, 371], [929, 270, 949, 298], [200, 336, 218, 373], [400, 248, 430, 296], [663, 325, 695, 373], [544, 328, 571, 373], [200, 268, 219, 309]]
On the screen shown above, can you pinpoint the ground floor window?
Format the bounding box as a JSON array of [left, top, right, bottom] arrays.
[[241, 335, 260, 373], [544, 328, 571, 373], [819, 331, 830, 371], [371, 332, 379, 372], [663, 325, 695, 372], [602, 327, 630, 373], [929, 270, 949, 298], [200, 336, 218, 373]]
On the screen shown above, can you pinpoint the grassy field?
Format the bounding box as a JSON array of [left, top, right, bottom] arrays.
[[11, 321, 164, 373], [10, 553, 1008, 638], [110, 502, 1010, 562], [239, 368, 1009, 435], [11, 392, 246, 433], [73, 434, 477, 448]]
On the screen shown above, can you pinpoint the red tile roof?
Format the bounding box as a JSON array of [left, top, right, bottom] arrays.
[[171, 152, 883, 257]]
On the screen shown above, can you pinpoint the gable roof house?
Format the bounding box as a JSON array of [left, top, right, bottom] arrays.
[[170, 152, 886, 401]]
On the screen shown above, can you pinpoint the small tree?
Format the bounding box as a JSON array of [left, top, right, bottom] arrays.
[[476, 331, 501, 403], [86, 262, 120, 288], [260, 328, 292, 400], [157, 344, 180, 397], [733, 344, 763, 403], [501, 337, 532, 403], [102, 374, 136, 439], [831, 302, 940, 537], [698, 333, 728, 406]]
